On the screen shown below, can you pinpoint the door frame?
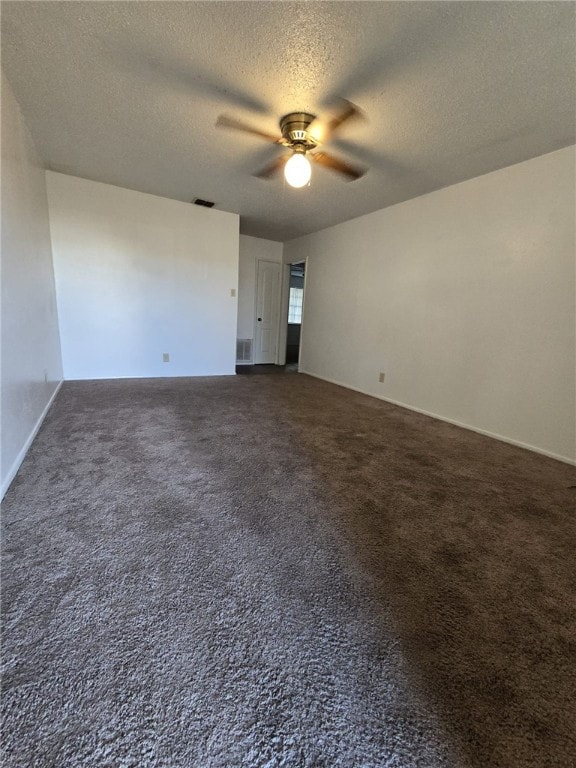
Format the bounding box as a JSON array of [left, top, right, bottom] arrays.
[[277, 263, 290, 365], [280, 259, 307, 370]]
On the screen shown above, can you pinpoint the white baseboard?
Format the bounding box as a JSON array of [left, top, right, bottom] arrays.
[[63, 371, 236, 380], [1, 381, 63, 501], [300, 369, 576, 466]]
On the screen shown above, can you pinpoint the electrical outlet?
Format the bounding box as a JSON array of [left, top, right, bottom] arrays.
[[379, 372, 385, 383], [230, 288, 236, 297], [163, 353, 170, 363]]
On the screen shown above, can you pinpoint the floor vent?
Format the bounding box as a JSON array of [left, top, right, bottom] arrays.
[[236, 339, 253, 363]]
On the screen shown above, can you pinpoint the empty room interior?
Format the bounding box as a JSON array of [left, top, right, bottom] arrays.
[[2, 2, 576, 766]]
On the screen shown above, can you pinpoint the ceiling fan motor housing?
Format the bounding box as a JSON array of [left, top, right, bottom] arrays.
[[280, 112, 318, 149]]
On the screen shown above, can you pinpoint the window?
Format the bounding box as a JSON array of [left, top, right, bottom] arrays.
[[288, 287, 303, 324]]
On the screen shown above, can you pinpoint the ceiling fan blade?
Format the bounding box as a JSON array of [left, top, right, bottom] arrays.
[[216, 115, 282, 143], [311, 151, 365, 180], [254, 154, 288, 179], [308, 99, 363, 144]]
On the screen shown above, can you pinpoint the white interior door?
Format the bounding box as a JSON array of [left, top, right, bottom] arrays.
[[254, 260, 281, 364]]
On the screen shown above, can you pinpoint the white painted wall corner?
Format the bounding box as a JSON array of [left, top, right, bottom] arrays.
[[1, 381, 63, 501]]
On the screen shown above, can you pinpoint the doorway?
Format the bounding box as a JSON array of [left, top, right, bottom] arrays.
[[286, 262, 305, 365]]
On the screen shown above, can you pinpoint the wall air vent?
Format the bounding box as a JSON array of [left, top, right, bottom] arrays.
[[193, 198, 215, 208], [236, 339, 253, 363]]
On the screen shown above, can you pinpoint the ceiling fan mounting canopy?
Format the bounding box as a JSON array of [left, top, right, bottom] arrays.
[[279, 112, 318, 150]]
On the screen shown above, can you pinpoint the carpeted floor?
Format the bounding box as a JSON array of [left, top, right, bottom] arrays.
[[1, 375, 575, 767]]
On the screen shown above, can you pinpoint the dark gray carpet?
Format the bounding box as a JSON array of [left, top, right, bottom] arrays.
[[1, 375, 575, 767]]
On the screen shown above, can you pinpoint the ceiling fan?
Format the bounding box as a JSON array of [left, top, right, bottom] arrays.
[[216, 99, 366, 187]]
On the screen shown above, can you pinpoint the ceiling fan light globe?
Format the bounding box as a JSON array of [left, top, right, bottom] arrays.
[[285, 153, 311, 188]]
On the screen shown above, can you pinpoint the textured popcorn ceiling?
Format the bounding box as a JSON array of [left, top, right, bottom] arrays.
[[2, 1, 574, 241]]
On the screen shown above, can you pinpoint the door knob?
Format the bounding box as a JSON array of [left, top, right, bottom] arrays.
[[257, 318, 262, 321]]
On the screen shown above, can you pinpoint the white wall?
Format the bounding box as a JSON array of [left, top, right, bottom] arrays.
[[237, 235, 283, 361], [47, 173, 239, 379], [285, 146, 576, 463], [1, 73, 63, 498]]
